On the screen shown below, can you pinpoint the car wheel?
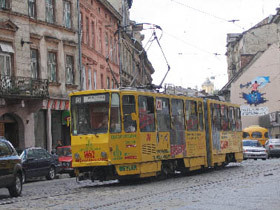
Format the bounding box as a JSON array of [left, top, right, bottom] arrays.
[[46, 166, 56, 180], [8, 173, 22, 197]]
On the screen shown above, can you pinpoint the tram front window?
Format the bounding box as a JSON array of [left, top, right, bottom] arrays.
[[71, 93, 109, 135]]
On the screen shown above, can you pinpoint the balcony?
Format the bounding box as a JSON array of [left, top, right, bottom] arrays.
[[0, 75, 49, 98]]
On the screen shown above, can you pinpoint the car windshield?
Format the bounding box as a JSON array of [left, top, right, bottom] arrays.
[[56, 147, 72, 157], [243, 140, 262, 147]]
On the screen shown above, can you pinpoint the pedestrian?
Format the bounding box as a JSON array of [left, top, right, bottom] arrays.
[[56, 140, 63, 149]]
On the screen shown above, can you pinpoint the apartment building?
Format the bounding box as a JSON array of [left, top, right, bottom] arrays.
[[0, 0, 79, 151]]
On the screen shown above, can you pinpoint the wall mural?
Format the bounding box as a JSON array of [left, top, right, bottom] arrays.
[[240, 76, 270, 106]]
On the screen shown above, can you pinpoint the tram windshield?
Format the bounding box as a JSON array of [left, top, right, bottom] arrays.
[[71, 93, 109, 135]]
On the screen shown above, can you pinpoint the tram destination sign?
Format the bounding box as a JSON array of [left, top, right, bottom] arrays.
[[71, 94, 108, 104], [83, 94, 106, 103]]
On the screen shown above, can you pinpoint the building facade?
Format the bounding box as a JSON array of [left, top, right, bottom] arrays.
[[220, 8, 280, 135], [80, 0, 120, 90], [107, 0, 154, 87], [0, 0, 79, 151]]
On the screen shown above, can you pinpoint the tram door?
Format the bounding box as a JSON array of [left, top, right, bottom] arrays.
[[170, 99, 186, 158], [155, 97, 171, 159]]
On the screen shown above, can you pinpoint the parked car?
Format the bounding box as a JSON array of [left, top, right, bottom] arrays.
[[265, 138, 280, 158], [0, 138, 23, 197], [243, 139, 267, 160], [56, 146, 75, 177], [20, 147, 61, 183]]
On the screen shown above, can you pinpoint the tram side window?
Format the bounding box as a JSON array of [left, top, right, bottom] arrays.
[[139, 96, 155, 132], [171, 99, 185, 130], [156, 97, 171, 131], [122, 95, 137, 133], [221, 105, 229, 131], [186, 100, 198, 131], [110, 93, 121, 133], [235, 107, 242, 131], [229, 107, 235, 131], [211, 103, 221, 131], [198, 101, 204, 131]]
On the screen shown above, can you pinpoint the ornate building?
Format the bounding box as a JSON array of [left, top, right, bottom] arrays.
[[79, 0, 120, 90], [0, 0, 79, 151]]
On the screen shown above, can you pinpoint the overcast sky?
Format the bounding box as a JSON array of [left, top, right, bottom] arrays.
[[130, 0, 280, 90]]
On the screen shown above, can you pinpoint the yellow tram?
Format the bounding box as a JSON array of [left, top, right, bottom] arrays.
[[69, 88, 243, 181]]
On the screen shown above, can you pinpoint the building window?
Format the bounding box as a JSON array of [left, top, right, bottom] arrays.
[[0, 0, 10, 9], [91, 21, 95, 49], [100, 73, 103, 89], [28, 0, 36, 18], [93, 71, 96, 89], [106, 77, 110, 89], [114, 38, 118, 63], [80, 12, 83, 43], [98, 27, 102, 53], [63, 1, 71, 29], [81, 65, 86, 90], [45, 0, 55, 24], [47, 52, 57, 82], [0, 53, 11, 76], [105, 32, 109, 57], [109, 36, 113, 60], [88, 67, 92, 90], [30, 49, 39, 79], [111, 79, 114, 89], [86, 17, 89, 44], [65, 55, 74, 84]]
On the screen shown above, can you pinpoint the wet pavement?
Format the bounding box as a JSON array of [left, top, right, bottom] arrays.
[[1, 158, 280, 209]]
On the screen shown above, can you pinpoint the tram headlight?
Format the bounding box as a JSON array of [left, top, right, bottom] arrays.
[[101, 152, 107, 159]]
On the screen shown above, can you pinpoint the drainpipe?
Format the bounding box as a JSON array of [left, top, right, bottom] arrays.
[[118, 23, 122, 88], [77, 0, 82, 90]]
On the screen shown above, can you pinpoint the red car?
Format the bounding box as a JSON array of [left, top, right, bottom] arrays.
[[56, 146, 75, 177]]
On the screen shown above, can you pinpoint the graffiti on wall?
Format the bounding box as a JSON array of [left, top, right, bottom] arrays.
[[240, 76, 270, 106]]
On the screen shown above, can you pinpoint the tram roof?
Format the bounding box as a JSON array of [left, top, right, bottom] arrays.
[[69, 88, 239, 107]]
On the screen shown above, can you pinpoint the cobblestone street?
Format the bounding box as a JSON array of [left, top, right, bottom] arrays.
[[1, 158, 280, 209]]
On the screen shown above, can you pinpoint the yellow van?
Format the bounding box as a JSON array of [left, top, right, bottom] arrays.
[[242, 125, 268, 145]]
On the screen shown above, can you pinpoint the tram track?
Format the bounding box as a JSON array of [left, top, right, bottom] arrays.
[[1, 161, 280, 208], [89, 163, 280, 209]]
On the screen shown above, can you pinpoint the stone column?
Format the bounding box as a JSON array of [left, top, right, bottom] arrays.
[[46, 108, 52, 152]]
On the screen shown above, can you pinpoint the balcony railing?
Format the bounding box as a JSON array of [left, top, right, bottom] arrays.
[[0, 75, 49, 98]]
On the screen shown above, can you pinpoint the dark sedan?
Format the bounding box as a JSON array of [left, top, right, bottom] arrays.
[[0, 138, 23, 197], [20, 147, 61, 183]]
